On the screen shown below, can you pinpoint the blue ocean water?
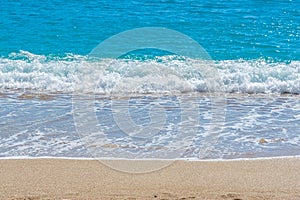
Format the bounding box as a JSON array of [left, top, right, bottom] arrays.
[[0, 0, 299, 60], [0, 0, 299, 160]]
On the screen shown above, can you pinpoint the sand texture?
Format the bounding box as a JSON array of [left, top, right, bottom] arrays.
[[1, 158, 300, 199]]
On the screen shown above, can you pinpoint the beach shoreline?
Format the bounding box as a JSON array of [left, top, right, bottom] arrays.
[[1, 157, 300, 199]]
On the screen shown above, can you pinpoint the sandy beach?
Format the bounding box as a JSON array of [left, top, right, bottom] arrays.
[[1, 157, 300, 199]]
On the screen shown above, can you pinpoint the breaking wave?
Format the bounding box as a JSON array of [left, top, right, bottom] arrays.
[[0, 51, 299, 94]]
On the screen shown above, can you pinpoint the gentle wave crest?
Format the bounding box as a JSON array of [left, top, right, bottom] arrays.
[[1, 51, 299, 94]]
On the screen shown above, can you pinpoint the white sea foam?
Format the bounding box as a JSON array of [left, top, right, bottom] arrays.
[[0, 51, 299, 94], [0, 155, 300, 162]]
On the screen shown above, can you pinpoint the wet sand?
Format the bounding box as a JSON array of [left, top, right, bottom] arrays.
[[1, 157, 300, 199]]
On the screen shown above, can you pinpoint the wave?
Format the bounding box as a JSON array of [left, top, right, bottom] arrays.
[[0, 51, 300, 94]]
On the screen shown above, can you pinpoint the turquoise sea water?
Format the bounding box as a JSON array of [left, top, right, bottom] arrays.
[[1, 0, 299, 60], [0, 0, 299, 159]]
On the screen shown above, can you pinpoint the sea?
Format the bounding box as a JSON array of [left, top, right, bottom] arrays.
[[0, 0, 299, 161]]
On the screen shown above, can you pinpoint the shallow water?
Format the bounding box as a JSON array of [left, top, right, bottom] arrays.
[[1, 92, 299, 159]]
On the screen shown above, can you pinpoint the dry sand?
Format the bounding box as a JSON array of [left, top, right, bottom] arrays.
[[0, 157, 300, 199]]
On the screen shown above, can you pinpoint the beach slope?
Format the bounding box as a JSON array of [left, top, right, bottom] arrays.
[[1, 158, 300, 199]]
